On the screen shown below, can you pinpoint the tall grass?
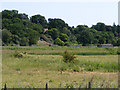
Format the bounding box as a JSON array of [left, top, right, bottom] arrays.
[[3, 53, 118, 72], [2, 53, 118, 88]]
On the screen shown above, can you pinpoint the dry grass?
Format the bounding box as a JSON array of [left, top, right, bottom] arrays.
[[2, 53, 118, 88]]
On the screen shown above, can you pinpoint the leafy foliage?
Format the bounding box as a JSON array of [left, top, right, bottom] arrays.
[[54, 38, 64, 46], [1, 9, 119, 46], [62, 50, 76, 63]]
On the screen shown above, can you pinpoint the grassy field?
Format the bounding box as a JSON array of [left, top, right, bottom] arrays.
[[2, 46, 118, 55], [2, 46, 119, 88]]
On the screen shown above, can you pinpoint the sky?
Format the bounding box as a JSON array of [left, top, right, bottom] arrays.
[[0, 0, 119, 27]]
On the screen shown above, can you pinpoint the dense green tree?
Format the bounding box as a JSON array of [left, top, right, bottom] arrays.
[[8, 23, 24, 36], [18, 13, 28, 20], [2, 29, 12, 45], [91, 22, 106, 31], [117, 25, 120, 33], [98, 36, 106, 44], [45, 28, 59, 40], [61, 27, 71, 36], [59, 33, 69, 42], [1, 9, 119, 46], [74, 25, 88, 34], [48, 18, 68, 30], [117, 38, 120, 46], [69, 34, 77, 44], [112, 23, 117, 36], [26, 22, 43, 34], [77, 30, 94, 45], [30, 14, 47, 28], [106, 25, 112, 31], [27, 28, 39, 45], [54, 38, 64, 46], [2, 18, 12, 29], [2, 10, 16, 19], [11, 35, 20, 44], [20, 37, 29, 46]]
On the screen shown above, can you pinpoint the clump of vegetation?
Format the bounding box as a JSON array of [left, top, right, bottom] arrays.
[[62, 50, 77, 63], [117, 49, 120, 55], [16, 68, 21, 71], [14, 51, 28, 58], [65, 83, 74, 88], [105, 47, 117, 55], [49, 80, 54, 83]]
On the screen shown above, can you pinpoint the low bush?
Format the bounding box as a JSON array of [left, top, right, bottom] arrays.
[[14, 51, 28, 58], [62, 50, 76, 63]]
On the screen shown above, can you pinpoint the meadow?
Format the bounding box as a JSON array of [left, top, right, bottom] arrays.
[[2, 46, 119, 88]]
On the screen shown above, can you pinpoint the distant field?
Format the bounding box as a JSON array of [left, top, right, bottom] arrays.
[[2, 46, 119, 55], [2, 46, 118, 88]]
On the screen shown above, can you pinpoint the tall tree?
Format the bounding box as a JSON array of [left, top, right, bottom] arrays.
[[91, 22, 106, 31], [48, 18, 68, 30], [45, 28, 59, 40], [30, 14, 47, 28], [77, 30, 94, 45]]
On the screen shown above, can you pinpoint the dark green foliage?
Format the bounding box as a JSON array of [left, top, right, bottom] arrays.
[[54, 38, 64, 46], [48, 18, 68, 30], [91, 22, 106, 31], [2, 29, 12, 45], [30, 14, 47, 28], [45, 28, 59, 40], [62, 50, 76, 63], [16, 68, 21, 71], [59, 33, 69, 42], [14, 52, 24, 58], [20, 37, 29, 46], [77, 30, 94, 45], [1, 9, 119, 46], [14, 51, 28, 58]]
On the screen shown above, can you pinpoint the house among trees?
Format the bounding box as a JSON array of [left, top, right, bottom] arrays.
[[44, 28, 48, 33], [66, 45, 80, 47], [97, 44, 113, 48]]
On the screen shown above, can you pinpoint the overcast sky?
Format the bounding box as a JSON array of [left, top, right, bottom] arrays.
[[0, 0, 119, 27]]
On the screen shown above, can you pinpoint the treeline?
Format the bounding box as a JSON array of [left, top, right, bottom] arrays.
[[1, 10, 120, 46]]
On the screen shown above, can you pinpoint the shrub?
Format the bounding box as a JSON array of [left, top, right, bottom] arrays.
[[54, 38, 65, 46], [49, 80, 54, 82], [105, 47, 117, 55], [14, 51, 27, 58], [16, 68, 21, 71], [65, 83, 74, 88], [62, 50, 76, 63]]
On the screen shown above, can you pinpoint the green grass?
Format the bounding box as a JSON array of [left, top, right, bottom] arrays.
[[28, 52, 111, 55], [2, 52, 118, 88], [2, 46, 119, 55], [2, 46, 118, 51]]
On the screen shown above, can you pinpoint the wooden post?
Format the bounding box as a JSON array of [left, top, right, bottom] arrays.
[[78, 85, 81, 90], [4, 83, 7, 90], [88, 82, 91, 88], [46, 83, 48, 90]]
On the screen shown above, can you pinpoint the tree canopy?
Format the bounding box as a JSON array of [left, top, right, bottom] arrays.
[[1, 9, 119, 46]]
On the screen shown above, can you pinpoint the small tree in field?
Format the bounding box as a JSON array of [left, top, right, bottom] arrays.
[[62, 50, 76, 63]]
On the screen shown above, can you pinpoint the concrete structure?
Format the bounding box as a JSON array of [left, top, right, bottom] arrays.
[[97, 44, 113, 48]]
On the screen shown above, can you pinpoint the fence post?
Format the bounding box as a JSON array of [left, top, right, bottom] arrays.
[[88, 82, 91, 88], [78, 85, 81, 90], [4, 83, 7, 90], [46, 83, 48, 90]]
